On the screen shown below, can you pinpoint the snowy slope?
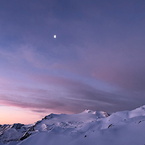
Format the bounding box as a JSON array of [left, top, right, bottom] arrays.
[[1, 106, 145, 145]]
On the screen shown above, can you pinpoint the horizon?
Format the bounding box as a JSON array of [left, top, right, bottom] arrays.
[[1, 104, 144, 125], [0, 0, 145, 124], [0, 104, 144, 125]]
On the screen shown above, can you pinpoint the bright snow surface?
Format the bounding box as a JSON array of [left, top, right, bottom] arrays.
[[1, 106, 145, 145]]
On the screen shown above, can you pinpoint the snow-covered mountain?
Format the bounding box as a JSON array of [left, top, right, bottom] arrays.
[[1, 106, 145, 145]]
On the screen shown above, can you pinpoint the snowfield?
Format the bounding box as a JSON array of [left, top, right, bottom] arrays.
[[1, 106, 145, 145]]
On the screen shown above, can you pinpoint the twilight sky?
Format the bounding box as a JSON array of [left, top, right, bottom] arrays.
[[0, 0, 145, 124]]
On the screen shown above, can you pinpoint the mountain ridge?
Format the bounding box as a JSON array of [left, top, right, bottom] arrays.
[[0, 105, 145, 145]]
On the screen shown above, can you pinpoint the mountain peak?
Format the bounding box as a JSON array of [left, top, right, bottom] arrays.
[[82, 109, 109, 118], [83, 109, 96, 114]]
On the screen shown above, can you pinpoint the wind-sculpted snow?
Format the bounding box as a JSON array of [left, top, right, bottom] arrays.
[[1, 106, 145, 145]]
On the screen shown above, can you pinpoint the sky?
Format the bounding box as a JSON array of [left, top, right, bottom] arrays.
[[0, 0, 145, 124]]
